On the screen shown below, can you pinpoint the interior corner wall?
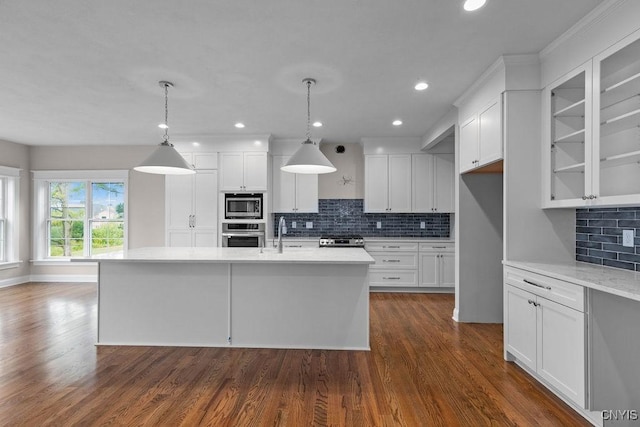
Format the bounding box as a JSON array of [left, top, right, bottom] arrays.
[[319, 143, 364, 199], [0, 139, 31, 285]]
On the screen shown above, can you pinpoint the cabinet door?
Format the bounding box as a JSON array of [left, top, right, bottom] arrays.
[[364, 155, 389, 212], [411, 154, 434, 212], [419, 253, 439, 287], [388, 155, 412, 212], [193, 153, 218, 170], [295, 173, 318, 213], [193, 171, 218, 231], [219, 152, 245, 191], [478, 97, 503, 167], [166, 174, 193, 230], [537, 298, 586, 408], [271, 156, 296, 212], [243, 152, 268, 191], [434, 154, 455, 213], [440, 252, 455, 287], [459, 115, 479, 173], [505, 285, 537, 372], [193, 231, 217, 247], [167, 230, 193, 247]]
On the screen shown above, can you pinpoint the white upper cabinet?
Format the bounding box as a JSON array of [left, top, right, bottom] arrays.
[[364, 154, 411, 213], [219, 152, 267, 192], [459, 96, 503, 174], [412, 154, 455, 213], [271, 155, 318, 213], [543, 31, 640, 207]]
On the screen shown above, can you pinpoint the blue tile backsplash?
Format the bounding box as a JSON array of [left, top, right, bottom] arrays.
[[273, 199, 450, 238], [576, 207, 640, 271]]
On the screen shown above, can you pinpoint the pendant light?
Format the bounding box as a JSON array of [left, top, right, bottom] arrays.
[[134, 81, 195, 175], [281, 78, 336, 174]]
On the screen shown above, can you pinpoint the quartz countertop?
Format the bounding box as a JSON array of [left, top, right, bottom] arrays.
[[72, 246, 375, 265], [504, 260, 640, 302], [274, 236, 454, 243]]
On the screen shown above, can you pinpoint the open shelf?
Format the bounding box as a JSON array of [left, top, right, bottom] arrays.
[[554, 99, 585, 117], [601, 71, 640, 109], [600, 108, 640, 137], [600, 149, 640, 169], [554, 128, 586, 143], [554, 162, 585, 173]]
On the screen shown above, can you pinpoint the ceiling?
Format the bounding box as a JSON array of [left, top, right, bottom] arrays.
[[0, 0, 603, 147]]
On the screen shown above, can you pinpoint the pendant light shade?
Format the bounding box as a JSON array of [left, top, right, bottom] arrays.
[[134, 81, 195, 175], [282, 78, 336, 175]]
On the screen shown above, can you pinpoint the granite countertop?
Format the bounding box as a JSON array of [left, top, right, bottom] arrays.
[[504, 260, 640, 303], [72, 247, 375, 265]]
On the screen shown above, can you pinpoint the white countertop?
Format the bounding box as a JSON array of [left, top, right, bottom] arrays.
[[277, 237, 454, 243], [504, 260, 640, 302], [72, 246, 375, 265]]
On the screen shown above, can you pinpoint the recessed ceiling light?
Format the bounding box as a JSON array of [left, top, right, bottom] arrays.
[[192, 142, 200, 147], [463, 0, 486, 11], [254, 140, 262, 146], [313, 121, 323, 127], [392, 120, 403, 126], [158, 123, 169, 129], [414, 82, 429, 91], [234, 122, 245, 129]]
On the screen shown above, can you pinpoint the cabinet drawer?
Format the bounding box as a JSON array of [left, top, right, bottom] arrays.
[[419, 243, 454, 252], [370, 253, 418, 269], [365, 242, 418, 252], [370, 270, 418, 287], [505, 267, 584, 312], [283, 241, 318, 248]]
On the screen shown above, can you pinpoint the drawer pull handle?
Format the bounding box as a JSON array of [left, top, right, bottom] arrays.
[[383, 245, 400, 249], [288, 245, 302, 248], [383, 259, 400, 263], [432, 246, 446, 249], [527, 299, 540, 307], [523, 279, 551, 290], [383, 277, 401, 280]]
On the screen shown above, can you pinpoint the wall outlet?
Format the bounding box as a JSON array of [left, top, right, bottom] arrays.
[[420, 221, 426, 229], [291, 221, 297, 228], [306, 221, 313, 229], [376, 221, 382, 229], [623, 229, 634, 247]]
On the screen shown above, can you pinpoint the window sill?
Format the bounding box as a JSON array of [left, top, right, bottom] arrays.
[[31, 259, 97, 267], [0, 261, 23, 271]]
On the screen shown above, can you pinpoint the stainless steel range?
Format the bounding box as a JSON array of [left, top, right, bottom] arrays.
[[319, 235, 365, 248]]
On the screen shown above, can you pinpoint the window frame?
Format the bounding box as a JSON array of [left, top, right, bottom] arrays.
[[0, 165, 20, 269], [33, 170, 128, 262]]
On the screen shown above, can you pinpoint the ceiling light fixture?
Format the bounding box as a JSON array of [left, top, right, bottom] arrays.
[[281, 78, 336, 175], [158, 123, 169, 129], [463, 0, 486, 11], [134, 81, 195, 175], [392, 119, 403, 126], [234, 122, 245, 129], [414, 81, 429, 91], [313, 121, 323, 127]]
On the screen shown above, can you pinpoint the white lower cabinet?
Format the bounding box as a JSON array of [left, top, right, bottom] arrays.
[[504, 266, 586, 408], [419, 243, 454, 287]]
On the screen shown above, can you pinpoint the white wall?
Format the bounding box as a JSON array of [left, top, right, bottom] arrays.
[[319, 143, 364, 199]]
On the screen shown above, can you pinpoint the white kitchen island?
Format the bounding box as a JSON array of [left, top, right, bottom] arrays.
[[74, 247, 374, 350]]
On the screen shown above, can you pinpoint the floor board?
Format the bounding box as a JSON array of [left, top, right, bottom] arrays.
[[0, 283, 590, 426]]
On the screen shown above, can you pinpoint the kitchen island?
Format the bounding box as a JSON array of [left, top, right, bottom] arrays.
[[74, 247, 374, 350]]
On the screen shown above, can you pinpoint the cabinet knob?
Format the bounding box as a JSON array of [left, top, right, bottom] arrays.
[[589, 194, 597, 199], [582, 196, 588, 200]]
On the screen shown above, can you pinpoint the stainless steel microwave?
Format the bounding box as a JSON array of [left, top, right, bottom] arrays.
[[225, 193, 263, 219]]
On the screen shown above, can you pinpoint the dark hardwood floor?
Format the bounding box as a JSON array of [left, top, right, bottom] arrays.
[[0, 283, 590, 426]]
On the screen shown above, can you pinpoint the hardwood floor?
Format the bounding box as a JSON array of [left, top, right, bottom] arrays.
[[0, 283, 590, 426]]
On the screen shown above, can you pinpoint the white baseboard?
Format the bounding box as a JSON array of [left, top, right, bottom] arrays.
[[29, 274, 97, 283], [0, 275, 30, 289], [452, 307, 459, 322]]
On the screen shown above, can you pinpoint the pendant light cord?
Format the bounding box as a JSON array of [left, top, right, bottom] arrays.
[[163, 83, 170, 144], [306, 79, 312, 142]]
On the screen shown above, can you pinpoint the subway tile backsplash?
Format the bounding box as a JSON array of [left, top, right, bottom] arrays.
[[273, 199, 450, 238], [576, 207, 640, 271]]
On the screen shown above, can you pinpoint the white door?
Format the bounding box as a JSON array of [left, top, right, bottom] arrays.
[[364, 155, 389, 212], [167, 230, 192, 247], [219, 152, 245, 191], [419, 253, 439, 287], [166, 174, 192, 229], [193, 171, 218, 247], [411, 154, 434, 213], [537, 298, 586, 408], [440, 253, 455, 287], [193, 231, 216, 247], [295, 173, 318, 213], [504, 285, 537, 372], [243, 152, 268, 191], [478, 97, 502, 167], [434, 154, 455, 213], [272, 156, 296, 212], [388, 154, 412, 212], [459, 115, 479, 173]]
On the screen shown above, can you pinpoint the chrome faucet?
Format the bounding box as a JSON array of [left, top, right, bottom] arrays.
[[277, 216, 286, 253]]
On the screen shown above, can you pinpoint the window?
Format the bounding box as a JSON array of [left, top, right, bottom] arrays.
[[0, 166, 20, 266], [34, 171, 128, 260]]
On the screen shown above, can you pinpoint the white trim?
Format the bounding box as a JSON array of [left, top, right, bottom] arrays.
[[32, 170, 129, 180], [31, 259, 98, 267], [540, 0, 626, 59], [454, 56, 506, 107], [0, 165, 21, 177], [0, 275, 29, 288], [29, 274, 97, 283], [452, 308, 460, 322], [0, 260, 22, 271]]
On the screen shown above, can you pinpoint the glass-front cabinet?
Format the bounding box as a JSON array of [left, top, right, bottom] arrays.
[[543, 30, 640, 207]]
